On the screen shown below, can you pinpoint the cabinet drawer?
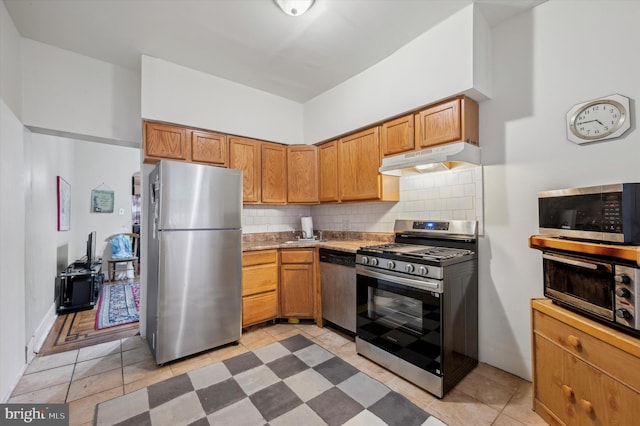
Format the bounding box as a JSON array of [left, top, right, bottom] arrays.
[[243, 249, 277, 267], [281, 249, 314, 264], [242, 292, 277, 327], [242, 264, 277, 296], [533, 309, 640, 393]]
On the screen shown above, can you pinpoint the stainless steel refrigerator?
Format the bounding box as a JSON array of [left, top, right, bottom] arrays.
[[146, 160, 242, 364]]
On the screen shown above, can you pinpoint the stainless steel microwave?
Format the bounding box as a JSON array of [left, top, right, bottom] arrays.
[[538, 183, 640, 244]]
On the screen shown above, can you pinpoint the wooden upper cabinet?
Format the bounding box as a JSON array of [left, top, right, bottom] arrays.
[[228, 136, 261, 203], [415, 96, 479, 148], [287, 145, 319, 203], [319, 141, 339, 203], [261, 142, 287, 204], [338, 127, 381, 201], [381, 114, 415, 157], [144, 122, 188, 162], [191, 130, 227, 166]]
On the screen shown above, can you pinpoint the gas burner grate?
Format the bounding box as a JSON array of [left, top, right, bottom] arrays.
[[362, 243, 472, 261]]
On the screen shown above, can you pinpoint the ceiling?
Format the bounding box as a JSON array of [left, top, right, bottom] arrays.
[[4, 0, 545, 103]]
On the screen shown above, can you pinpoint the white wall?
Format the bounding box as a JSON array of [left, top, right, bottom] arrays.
[[24, 132, 74, 356], [302, 5, 482, 144], [21, 39, 141, 146], [480, 0, 640, 380], [0, 0, 26, 402], [25, 134, 140, 348], [68, 140, 140, 260], [141, 56, 304, 145]]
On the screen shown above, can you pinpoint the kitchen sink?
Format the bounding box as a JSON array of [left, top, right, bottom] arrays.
[[283, 239, 327, 244]]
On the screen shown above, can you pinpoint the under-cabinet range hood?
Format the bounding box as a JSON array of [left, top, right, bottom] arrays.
[[379, 142, 481, 176]]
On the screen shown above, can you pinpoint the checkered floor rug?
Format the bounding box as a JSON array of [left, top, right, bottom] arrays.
[[95, 334, 445, 426]]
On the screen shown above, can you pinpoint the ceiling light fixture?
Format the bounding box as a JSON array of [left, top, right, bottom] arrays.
[[274, 0, 315, 17]]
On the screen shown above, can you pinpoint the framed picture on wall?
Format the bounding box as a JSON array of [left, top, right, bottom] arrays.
[[57, 176, 70, 231], [91, 189, 114, 213]]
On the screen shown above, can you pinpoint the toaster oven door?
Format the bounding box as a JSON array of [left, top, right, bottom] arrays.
[[542, 252, 614, 321]]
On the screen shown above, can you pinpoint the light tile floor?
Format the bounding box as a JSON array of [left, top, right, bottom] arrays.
[[9, 323, 547, 426]]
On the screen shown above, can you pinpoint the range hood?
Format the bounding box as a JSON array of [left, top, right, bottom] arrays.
[[379, 142, 481, 176]]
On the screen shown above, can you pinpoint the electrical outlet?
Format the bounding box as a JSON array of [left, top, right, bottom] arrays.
[[119, 208, 125, 215], [342, 219, 349, 231]]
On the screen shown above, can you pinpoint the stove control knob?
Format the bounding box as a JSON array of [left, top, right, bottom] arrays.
[[370, 258, 378, 266], [361, 256, 369, 265], [387, 261, 396, 269], [418, 266, 428, 276], [405, 264, 415, 273], [616, 309, 632, 320], [615, 274, 631, 284], [616, 287, 631, 298]]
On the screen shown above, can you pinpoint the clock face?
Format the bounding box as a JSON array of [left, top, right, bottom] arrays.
[[572, 101, 624, 139], [566, 95, 630, 144]]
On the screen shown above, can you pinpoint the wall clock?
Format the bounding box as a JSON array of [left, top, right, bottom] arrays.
[[566, 94, 631, 144]]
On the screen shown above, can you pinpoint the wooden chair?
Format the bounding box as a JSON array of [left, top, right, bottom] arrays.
[[105, 233, 139, 281]]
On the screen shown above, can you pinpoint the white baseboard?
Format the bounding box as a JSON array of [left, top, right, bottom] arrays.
[[26, 302, 57, 362], [1, 363, 27, 403]]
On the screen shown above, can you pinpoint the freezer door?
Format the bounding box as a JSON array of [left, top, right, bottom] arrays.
[[155, 229, 241, 364], [157, 160, 242, 230]]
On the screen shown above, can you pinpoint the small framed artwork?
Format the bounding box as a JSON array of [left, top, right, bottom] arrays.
[[91, 189, 114, 213], [57, 176, 71, 231]]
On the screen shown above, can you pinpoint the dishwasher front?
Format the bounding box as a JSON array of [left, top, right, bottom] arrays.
[[319, 248, 356, 334]]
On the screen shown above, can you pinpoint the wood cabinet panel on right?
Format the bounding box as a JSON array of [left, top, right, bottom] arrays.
[[415, 96, 479, 148], [338, 127, 381, 201], [531, 299, 640, 425]]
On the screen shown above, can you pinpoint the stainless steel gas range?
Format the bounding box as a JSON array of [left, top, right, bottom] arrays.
[[355, 219, 478, 398]]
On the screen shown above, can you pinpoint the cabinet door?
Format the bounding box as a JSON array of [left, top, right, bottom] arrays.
[[416, 98, 461, 148], [280, 263, 314, 318], [191, 130, 227, 166], [228, 136, 261, 203], [144, 122, 188, 162], [534, 335, 579, 425], [287, 145, 319, 203], [261, 142, 287, 204], [243, 292, 278, 327], [338, 127, 381, 201], [574, 351, 640, 425], [319, 141, 339, 202], [381, 114, 415, 157]]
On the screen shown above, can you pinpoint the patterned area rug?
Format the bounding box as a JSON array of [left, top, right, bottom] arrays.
[[94, 281, 140, 330], [95, 334, 446, 426]]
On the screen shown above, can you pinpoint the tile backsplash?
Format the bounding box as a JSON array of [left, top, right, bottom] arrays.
[[242, 166, 483, 235]]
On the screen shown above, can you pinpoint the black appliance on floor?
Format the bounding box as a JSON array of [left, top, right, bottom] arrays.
[[56, 264, 103, 314], [355, 219, 478, 398]]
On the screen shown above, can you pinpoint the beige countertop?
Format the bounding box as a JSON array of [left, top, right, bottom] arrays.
[[242, 239, 384, 254]]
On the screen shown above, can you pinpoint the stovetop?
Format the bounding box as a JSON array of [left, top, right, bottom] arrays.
[[355, 220, 478, 281], [360, 243, 473, 261]]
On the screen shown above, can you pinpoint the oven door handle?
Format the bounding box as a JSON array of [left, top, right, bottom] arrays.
[[542, 253, 605, 270], [356, 266, 442, 293]]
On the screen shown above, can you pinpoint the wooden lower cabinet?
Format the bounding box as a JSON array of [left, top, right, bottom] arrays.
[[279, 249, 316, 319], [531, 299, 640, 425], [242, 250, 278, 327]]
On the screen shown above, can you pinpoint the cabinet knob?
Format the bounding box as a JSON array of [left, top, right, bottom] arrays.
[[567, 334, 581, 350], [561, 384, 574, 399], [579, 399, 593, 415]]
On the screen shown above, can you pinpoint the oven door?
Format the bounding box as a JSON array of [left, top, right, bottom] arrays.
[[542, 251, 615, 320], [356, 267, 443, 376]]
